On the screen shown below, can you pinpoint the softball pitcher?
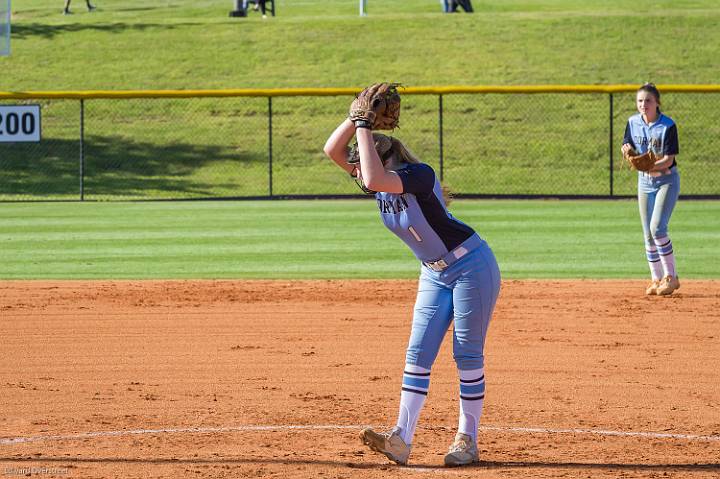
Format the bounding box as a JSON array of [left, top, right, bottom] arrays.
[[323, 85, 501, 466], [622, 83, 681, 296]]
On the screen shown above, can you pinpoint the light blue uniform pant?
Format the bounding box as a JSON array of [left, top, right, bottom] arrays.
[[638, 169, 680, 240], [406, 239, 501, 371]]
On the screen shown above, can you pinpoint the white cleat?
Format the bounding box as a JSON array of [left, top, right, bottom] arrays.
[[657, 275, 680, 296], [360, 427, 411, 465], [645, 279, 660, 295], [444, 433, 479, 467]]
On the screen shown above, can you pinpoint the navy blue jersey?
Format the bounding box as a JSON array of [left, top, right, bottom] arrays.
[[374, 163, 475, 262], [623, 113, 679, 168]]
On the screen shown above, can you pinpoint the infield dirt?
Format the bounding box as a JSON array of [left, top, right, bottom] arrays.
[[1, 280, 719, 478]]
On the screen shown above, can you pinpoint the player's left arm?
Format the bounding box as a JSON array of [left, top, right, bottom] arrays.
[[651, 124, 679, 172], [355, 128, 403, 193], [651, 154, 675, 171]]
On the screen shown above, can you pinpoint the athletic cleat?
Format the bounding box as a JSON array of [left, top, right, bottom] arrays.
[[657, 275, 680, 296], [360, 427, 411, 465], [444, 433, 479, 467], [645, 280, 660, 295]]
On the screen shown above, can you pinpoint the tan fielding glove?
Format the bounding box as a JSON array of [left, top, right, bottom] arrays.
[[624, 147, 658, 172], [349, 82, 401, 130]]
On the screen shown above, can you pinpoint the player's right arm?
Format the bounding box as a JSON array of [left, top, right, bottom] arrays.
[[323, 119, 358, 177], [621, 121, 635, 156]]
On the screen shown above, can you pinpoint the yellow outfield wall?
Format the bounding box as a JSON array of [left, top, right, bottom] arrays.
[[1, 84, 720, 100]]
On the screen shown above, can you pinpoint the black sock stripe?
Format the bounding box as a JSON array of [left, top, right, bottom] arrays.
[[402, 387, 428, 396], [460, 394, 485, 401], [649, 259, 661, 263], [657, 240, 671, 247], [403, 370, 431, 377], [660, 250, 674, 256], [460, 375, 485, 384]]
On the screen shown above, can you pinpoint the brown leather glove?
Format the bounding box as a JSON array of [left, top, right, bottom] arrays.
[[348, 82, 401, 130], [624, 147, 658, 172]]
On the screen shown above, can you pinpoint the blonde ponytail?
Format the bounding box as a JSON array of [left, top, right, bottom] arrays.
[[441, 184, 453, 206], [390, 136, 454, 205]]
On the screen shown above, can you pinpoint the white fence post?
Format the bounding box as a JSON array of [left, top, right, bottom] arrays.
[[1, 0, 10, 56]]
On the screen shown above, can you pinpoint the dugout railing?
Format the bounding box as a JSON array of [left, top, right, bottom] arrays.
[[1, 85, 719, 201]]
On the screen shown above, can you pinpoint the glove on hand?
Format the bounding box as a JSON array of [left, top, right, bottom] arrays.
[[349, 82, 401, 130], [624, 147, 658, 172]]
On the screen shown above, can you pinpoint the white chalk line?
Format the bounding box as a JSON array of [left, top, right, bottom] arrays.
[[478, 425, 720, 442], [0, 425, 359, 445], [2, 424, 719, 446]]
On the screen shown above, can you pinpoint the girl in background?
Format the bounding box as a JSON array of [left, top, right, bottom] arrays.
[[622, 83, 681, 295]]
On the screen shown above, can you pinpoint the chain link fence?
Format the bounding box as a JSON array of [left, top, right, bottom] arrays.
[[1, 87, 719, 201]]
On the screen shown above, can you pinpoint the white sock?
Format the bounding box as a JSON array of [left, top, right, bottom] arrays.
[[654, 236, 676, 277], [458, 367, 485, 442], [645, 240, 663, 280], [395, 364, 430, 445]]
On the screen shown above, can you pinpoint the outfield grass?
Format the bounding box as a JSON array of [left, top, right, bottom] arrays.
[[1, 200, 717, 280]]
